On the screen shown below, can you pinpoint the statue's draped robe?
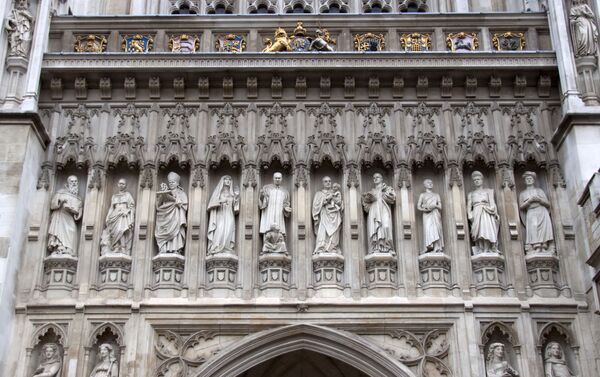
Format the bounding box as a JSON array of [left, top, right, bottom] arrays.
[[312, 189, 343, 254], [363, 183, 396, 254], [155, 188, 188, 253], [90, 359, 118, 377], [419, 191, 444, 252], [259, 184, 290, 234], [570, 4, 599, 57], [545, 358, 574, 377], [207, 180, 239, 254], [519, 187, 554, 246], [48, 189, 83, 255], [468, 189, 499, 246], [102, 191, 135, 254]]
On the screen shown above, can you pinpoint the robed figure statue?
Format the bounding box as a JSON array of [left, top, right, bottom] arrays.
[[417, 179, 444, 253], [155, 172, 188, 254], [259, 172, 291, 253], [48, 175, 83, 256], [486, 343, 519, 377], [467, 171, 500, 254], [544, 342, 576, 377], [312, 177, 343, 254], [32, 343, 62, 377], [207, 175, 240, 255], [100, 179, 135, 255], [89, 343, 118, 377], [362, 173, 396, 255], [519, 171, 555, 254]]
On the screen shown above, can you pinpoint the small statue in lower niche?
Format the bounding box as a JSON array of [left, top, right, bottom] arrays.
[[32, 343, 62, 377], [486, 343, 519, 377], [90, 343, 118, 377], [262, 223, 288, 255], [544, 342, 576, 377]]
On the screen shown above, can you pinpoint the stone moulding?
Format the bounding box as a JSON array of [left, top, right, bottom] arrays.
[[41, 52, 557, 72]]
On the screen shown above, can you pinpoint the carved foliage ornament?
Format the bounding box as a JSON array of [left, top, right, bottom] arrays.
[[154, 330, 219, 377], [383, 329, 453, 376], [74, 35, 107, 53]]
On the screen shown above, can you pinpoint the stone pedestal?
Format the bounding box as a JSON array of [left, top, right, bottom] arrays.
[[206, 253, 239, 293], [365, 253, 397, 296], [258, 253, 291, 294], [418, 252, 451, 293], [3, 56, 29, 109], [98, 253, 132, 290], [575, 56, 600, 106], [43, 254, 78, 293], [471, 252, 505, 295], [152, 253, 185, 289], [312, 253, 344, 297], [525, 252, 560, 297]]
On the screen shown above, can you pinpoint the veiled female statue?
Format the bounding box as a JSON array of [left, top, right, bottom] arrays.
[[32, 343, 61, 377], [100, 179, 135, 255], [467, 171, 500, 254], [417, 179, 444, 253], [155, 172, 188, 254], [519, 172, 554, 254], [362, 173, 396, 255], [544, 342, 576, 377], [570, 0, 599, 57], [312, 177, 343, 254], [90, 343, 118, 377], [486, 343, 519, 377], [207, 175, 240, 255]]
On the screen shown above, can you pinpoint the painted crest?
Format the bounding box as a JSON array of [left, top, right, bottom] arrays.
[[169, 34, 200, 53], [74, 34, 107, 53], [215, 34, 246, 52], [122, 34, 153, 53]]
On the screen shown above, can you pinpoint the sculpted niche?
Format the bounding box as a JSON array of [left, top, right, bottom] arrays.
[[544, 342, 576, 377], [48, 175, 83, 256], [259, 172, 291, 254], [89, 343, 118, 377], [486, 343, 519, 377], [519, 172, 555, 254], [362, 173, 396, 255], [569, 0, 599, 57], [417, 179, 444, 253], [100, 179, 135, 255], [312, 177, 343, 254], [207, 175, 240, 255], [32, 343, 62, 377], [467, 171, 500, 254], [155, 172, 188, 254]]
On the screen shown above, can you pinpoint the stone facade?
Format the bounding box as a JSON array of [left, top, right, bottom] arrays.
[[1, 0, 600, 376]]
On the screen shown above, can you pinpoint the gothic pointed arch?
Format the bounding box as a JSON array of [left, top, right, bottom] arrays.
[[192, 323, 417, 377]]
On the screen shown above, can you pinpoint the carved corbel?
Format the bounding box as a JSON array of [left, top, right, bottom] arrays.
[[149, 76, 160, 99], [74, 77, 87, 100], [124, 77, 136, 99]]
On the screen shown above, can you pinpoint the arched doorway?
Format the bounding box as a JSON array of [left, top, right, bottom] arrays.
[[193, 323, 417, 377], [238, 349, 369, 377]]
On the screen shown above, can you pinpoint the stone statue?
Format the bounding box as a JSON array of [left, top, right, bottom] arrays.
[[262, 223, 287, 254], [155, 172, 188, 254], [5, 0, 33, 58], [362, 173, 396, 255], [207, 175, 239, 255], [262, 27, 292, 52], [544, 342, 576, 377], [259, 172, 291, 251], [417, 179, 444, 253], [32, 343, 61, 377], [48, 175, 83, 256], [570, 0, 599, 57], [100, 179, 135, 255], [309, 29, 335, 52], [312, 177, 343, 254], [519, 172, 555, 254], [467, 171, 499, 254], [486, 343, 519, 377], [90, 343, 118, 377]]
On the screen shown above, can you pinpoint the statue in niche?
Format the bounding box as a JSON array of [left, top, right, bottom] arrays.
[[362, 173, 396, 255], [467, 171, 500, 254], [519, 171, 555, 254], [5, 0, 33, 58], [417, 179, 444, 254], [100, 179, 135, 255], [569, 0, 599, 57], [544, 342, 576, 377], [32, 343, 62, 377], [312, 177, 343, 254], [259, 172, 291, 253], [155, 172, 188, 254], [207, 175, 240, 255], [90, 343, 118, 377], [486, 343, 519, 377], [47, 175, 83, 256]]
